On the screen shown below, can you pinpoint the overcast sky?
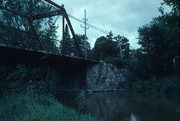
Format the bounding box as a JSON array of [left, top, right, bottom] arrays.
[[52, 0, 164, 49]]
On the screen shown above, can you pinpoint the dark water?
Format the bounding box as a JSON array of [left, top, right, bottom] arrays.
[[56, 92, 180, 121]]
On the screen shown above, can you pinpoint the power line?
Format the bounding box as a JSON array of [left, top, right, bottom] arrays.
[[67, 14, 110, 35], [43, 0, 115, 35], [43, 1, 118, 36], [43, 0, 118, 35]]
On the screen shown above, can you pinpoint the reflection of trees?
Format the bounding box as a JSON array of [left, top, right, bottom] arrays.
[[56, 92, 179, 121], [86, 92, 131, 121], [86, 93, 180, 121], [127, 96, 180, 121]]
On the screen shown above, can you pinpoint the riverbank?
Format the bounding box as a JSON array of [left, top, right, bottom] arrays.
[[0, 88, 98, 121], [127, 75, 180, 95]]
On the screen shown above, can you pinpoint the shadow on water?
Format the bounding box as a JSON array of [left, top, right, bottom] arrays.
[[55, 92, 180, 121]]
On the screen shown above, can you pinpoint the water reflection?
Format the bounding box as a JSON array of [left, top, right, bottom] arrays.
[[56, 92, 180, 121], [131, 113, 138, 121]]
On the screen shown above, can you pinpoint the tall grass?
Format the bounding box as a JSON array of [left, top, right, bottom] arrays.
[[0, 87, 98, 121]]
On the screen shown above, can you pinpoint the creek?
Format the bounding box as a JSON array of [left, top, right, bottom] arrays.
[[55, 92, 180, 121]]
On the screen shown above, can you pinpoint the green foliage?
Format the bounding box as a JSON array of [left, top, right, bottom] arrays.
[[128, 75, 180, 95], [124, 0, 180, 97], [0, 89, 98, 121], [162, 0, 180, 15], [0, 65, 48, 94], [92, 32, 130, 65], [130, 49, 152, 78], [60, 24, 72, 55], [75, 34, 91, 56], [0, 0, 58, 52], [104, 57, 128, 68], [92, 36, 118, 60], [114, 35, 130, 59], [0, 0, 59, 94], [138, 23, 167, 76], [60, 32, 91, 56], [135, 0, 180, 77], [76, 91, 88, 111]]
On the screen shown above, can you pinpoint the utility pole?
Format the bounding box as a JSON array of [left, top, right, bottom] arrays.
[[62, 4, 65, 41], [81, 9, 89, 58]]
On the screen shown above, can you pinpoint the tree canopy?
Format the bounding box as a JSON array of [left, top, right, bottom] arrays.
[[0, 0, 58, 51], [135, 0, 180, 77]]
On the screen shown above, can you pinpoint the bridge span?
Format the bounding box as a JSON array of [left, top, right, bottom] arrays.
[[0, 0, 100, 91], [0, 43, 99, 91], [0, 43, 98, 67]]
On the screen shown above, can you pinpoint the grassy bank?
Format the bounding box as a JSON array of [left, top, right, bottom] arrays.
[[127, 75, 180, 95], [0, 89, 98, 121]]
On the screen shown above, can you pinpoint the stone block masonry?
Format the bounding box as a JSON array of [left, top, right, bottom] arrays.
[[86, 62, 130, 92]]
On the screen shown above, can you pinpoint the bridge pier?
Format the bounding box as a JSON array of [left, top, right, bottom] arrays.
[[46, 65, 89, 91], [46, 62, 129, 92]]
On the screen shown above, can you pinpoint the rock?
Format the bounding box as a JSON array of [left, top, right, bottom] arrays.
[[86, 62, 130, 91]]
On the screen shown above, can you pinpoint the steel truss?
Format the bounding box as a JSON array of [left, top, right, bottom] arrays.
[[0, 0, 82, 56]]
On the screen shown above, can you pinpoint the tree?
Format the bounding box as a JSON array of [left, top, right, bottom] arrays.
[[0, 0, 58, 51], [114, 35, 130, 59], [135, 0, 180, 77], [78, 35, 91, 57], [138, 23, 166, 75], [71, 34, 90, 57], [106, 31, 113, 40], [92, 32, 130, 68], [60, 24, 72, 55], [92, 35, 118, 60], [161, 0, 180, 15], [0, 0, 59, 93]]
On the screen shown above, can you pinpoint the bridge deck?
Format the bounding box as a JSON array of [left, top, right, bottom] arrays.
[[0, 43, 98, 67]]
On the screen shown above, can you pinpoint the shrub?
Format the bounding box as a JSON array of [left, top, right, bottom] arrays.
[[76, 91, 88, 111], [104, 57, 128, 68], [128, 75, 180, 95], [0, 88, 98, 121]]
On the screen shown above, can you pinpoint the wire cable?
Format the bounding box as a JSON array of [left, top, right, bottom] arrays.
[[67, 14, 111, 35]]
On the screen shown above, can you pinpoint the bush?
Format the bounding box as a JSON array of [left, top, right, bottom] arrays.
[[127, 75, 180, 95], [76, 91, 88, 111], [104, 57, 128, 68], [0, 65, 48, 94], [0, 88, 98, 121]]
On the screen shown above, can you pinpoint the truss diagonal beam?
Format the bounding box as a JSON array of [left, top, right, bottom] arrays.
[[43, 0, 83, 56]]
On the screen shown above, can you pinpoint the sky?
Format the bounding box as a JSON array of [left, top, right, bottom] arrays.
[[51, 0, 164, 49]]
